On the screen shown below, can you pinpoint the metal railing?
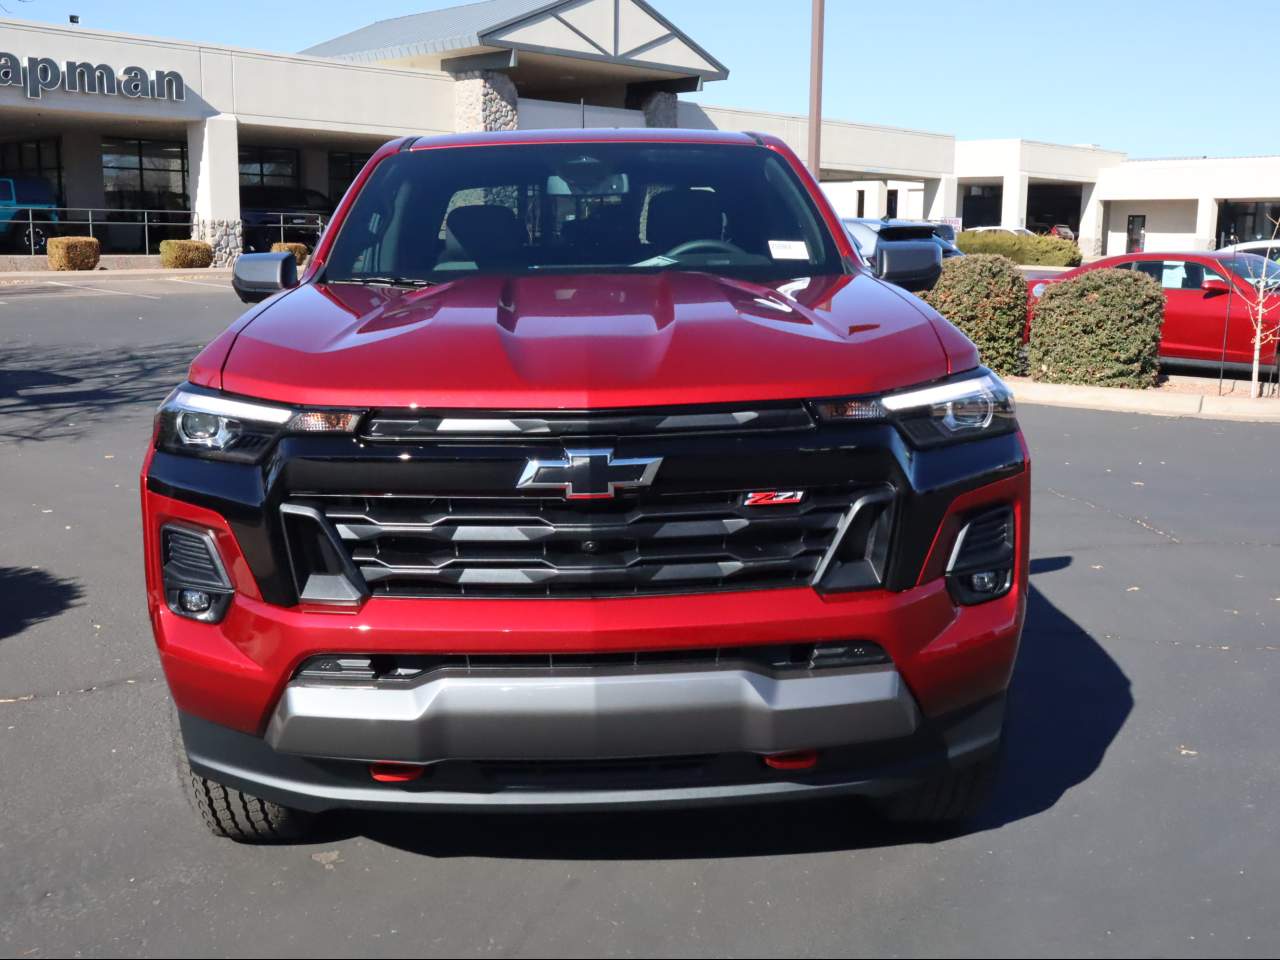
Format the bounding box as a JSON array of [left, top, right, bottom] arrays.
[[241, 211, 329, 254], [3, 207, 331, 256], [3, 207, 194, 256]]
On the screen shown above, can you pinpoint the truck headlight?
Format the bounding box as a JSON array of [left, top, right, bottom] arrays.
[[155, 385, 362, 462], [814, 370, 1016, 447]]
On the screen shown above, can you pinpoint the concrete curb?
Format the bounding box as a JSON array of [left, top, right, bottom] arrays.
[[0, 268, 232, 282], [1010, 379, 1280, 423]]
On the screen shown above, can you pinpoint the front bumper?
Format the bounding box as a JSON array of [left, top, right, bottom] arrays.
[[182, 694, 1005, 813], [266, 663, 920, 763]]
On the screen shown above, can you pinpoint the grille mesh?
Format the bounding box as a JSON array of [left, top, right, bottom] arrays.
[[289, 487, 875, 598]]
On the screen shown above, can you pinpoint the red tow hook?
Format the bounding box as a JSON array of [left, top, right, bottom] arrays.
[[762, 750, 820, 770], [369, 762, 426, 783]]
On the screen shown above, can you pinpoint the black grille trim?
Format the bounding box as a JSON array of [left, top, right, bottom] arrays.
[[284, 485, 891, 599]]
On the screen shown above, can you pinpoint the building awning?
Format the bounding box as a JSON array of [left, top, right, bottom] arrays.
[[301, 0, 728, 83]]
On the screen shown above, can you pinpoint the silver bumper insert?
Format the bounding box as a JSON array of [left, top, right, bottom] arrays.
[[265, 666, 920, 763]]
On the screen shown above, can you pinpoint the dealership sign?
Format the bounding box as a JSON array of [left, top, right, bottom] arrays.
[[0, 53, 185, 101]]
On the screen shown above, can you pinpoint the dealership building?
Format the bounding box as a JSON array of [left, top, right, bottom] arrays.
[[2, 0, 1279, 264]]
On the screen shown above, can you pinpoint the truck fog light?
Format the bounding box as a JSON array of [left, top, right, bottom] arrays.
[[968, 570, 1002, 594], [178, 588, 213, 614]]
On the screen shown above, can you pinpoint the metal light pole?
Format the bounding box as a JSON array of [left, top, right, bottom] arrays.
[[807, 0, 824, 176]]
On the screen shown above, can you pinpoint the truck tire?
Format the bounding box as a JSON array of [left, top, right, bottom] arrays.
[[874, 753, 1000, 825], [170, 712, 315, 842], [177, 748, 316, 842]]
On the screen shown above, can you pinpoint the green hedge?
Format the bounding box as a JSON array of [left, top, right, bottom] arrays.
[[159, 239, 214, 269], [956, 231, 1082, 267], [1029, 269, 1164, 388], [922, 254, 1027, 376]]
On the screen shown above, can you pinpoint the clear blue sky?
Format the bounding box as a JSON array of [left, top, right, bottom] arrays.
[[5, 0, 1273, 158]]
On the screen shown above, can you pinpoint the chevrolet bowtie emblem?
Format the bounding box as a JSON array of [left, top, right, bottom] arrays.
[[517, 448, 662, 500]]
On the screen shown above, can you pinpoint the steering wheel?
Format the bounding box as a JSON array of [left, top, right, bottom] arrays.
[[663, 238, 745, 259]]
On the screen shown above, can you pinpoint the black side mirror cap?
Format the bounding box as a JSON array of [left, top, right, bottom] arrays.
[[232, 252, 299, 304], [874, 240, 943, 293]]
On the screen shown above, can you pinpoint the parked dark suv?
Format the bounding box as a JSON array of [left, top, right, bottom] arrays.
[[240, 185, 334, 253]]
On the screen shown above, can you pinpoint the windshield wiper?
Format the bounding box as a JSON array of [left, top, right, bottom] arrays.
[[325, 274, 436, 288]]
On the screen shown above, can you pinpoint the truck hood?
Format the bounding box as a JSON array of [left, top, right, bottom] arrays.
[[212, 271, 958, 409]]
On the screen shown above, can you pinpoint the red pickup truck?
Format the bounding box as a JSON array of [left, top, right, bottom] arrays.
[[1027, 252, 1280, 371], [143, 129, 1029, 841]]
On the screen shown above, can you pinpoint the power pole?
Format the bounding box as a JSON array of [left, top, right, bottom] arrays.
[[807, 0, 824, 176]]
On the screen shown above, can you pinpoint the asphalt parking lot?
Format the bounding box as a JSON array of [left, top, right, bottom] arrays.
[[2, 275, 1278, 958]]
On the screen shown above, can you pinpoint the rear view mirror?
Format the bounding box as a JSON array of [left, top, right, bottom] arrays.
[[232, 252, 298, 304], [874, 240, 943, 293], [1202, 277, 1232, 295]]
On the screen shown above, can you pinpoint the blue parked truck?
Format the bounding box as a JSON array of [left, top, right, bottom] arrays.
[[0, 177, 59, 254]]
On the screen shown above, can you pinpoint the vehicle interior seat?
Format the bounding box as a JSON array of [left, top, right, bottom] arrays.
[[440, 204, 528, 269], [645, 188, 726, 251]]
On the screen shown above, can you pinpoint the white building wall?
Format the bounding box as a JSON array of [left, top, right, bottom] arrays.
[[1104, 200, 1198, 255], [517, 99, 643, 129]]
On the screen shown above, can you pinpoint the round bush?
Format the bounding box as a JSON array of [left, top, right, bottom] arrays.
[[1029, 269, 1164, 388], [955, 231, 1082, 267], [159, 239, 214, 269], [922, 254, 1027, 376], [46, 236, 100, 271], [270, 242, 309, 266]]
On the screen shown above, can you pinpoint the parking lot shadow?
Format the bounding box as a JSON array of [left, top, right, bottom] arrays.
[[0, 566, 84, 643], [0, 341, 202, 443], [348, 580, 1132, 860]]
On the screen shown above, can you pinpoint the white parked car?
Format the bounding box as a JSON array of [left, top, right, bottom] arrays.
[[1217, 239, 1280, 262], [966, 225, 1036, 237]]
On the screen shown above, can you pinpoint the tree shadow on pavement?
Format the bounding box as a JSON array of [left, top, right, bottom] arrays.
[[348, 573, 1133, 860], [0, 341, 202, 443], [0, 566, 84, 643]]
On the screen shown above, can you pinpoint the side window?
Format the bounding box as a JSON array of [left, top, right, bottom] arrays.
[[0, 180, 12, 204], [1133, 260, 1163, 284]]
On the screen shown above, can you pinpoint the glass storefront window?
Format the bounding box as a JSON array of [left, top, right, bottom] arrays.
[[1217, 200, 1280, 247], [328, 151, 372, 204], [239, 146, 300, 188], [101, 137, 189, 210], [0, 137, 64, 205]]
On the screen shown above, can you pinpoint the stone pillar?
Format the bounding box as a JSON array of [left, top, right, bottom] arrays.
[[1078, 182, 1104, 257], [640, 90, 678, 128], [187, 114, 242, 266], [1194, 196, 1218, 250], [453, 70, 518, 133], [1001, 173, 1029, 230], [923, 175, 957, 221]]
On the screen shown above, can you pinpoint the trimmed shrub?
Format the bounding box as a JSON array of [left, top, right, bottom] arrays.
[[46, 236, 100, 271], [955, 231, 1082, 267], [1028, 269, 1164, 388], [922, 254, 1027, 376], [271, 242, 309, 266], [159, 239, 214, 269]]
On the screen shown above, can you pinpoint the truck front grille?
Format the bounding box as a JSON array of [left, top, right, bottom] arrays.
[[282, 485, 892, 599]]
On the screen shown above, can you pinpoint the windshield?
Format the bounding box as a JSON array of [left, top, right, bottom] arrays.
[[1225, 253, 1280, 289], [321, 142, 844, 284]]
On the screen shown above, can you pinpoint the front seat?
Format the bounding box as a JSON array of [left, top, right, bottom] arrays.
[[646, 188, 726, 251], [443, 204, 527, 268]]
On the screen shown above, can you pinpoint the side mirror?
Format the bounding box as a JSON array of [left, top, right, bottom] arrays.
[[1202, 277, 1232, 296], [874, 240, 944, 293], [232, 252, 298, 304]]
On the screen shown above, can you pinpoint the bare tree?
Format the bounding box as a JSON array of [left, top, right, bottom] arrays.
[[1234, 215, 1280, 399]]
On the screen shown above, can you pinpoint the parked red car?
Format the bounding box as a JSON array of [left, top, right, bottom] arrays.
[[144, 129, 1029, 841], [1027, 252, 1280, 370]]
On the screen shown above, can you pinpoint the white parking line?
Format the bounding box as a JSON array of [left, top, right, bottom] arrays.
[[168, 277, 230, 290], [44, 280, 162, 300]]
